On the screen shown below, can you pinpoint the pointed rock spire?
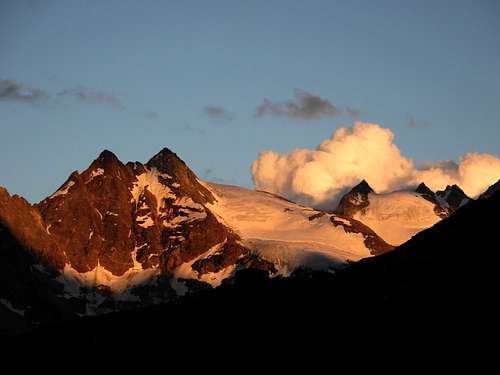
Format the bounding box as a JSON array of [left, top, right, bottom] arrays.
[[351, 180, 373, 195], [436, 184, 470, 211], [416, 182, 434, 197], [86, 149, 128, 178], [146, 147, 215, 204], [96, 149, 121, 166], [146, 147, 184, 173], [335, 180, 373, 216]]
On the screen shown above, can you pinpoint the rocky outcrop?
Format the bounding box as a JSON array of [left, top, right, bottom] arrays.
[[415, 182, 449, 218], [0, 188, 82, 332], [191, 235, 250, 275], [330, 215, 394, 255], [335, 180, 373, 217], [146, 147, 215, 205], [435, 184, 471, 212]]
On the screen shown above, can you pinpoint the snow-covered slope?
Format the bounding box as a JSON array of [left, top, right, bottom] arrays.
[[352, 192, 441, 246], [204, 182, 390, 274]]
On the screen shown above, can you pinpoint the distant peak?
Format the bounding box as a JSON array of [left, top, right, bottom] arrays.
[[416, 182, 434, 196], [436, 184, 470, 209], [89, 149, 124, 172], [146, 147, 216, 204], [441, 184, 466, 195], [146, 147, 184, 171], [158, 147, 175, 155], [351, 180, 373, 194], [97, 149, 119, 163]]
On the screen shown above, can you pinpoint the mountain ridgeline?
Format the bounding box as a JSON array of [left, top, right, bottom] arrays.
[[0, 147, 496, 336], [0, 148, 391, 331]]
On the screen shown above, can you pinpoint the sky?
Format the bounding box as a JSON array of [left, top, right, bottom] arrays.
[[1, 0, 499, 203]]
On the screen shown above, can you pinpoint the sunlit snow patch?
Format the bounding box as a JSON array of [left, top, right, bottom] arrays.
[[352, 192, 441, 246], [202, 182, 372, 274], [58, 262, 159, 296], [49, 181, 75, 199], [130, 168, 176, 212]]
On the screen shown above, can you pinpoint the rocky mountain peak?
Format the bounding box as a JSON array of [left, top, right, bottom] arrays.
[[146, 147, 215, 204], [436, 184, 470, 211], [351, 180, 373, 195], [97, 149, 121, 164], [335, 180, 373, 216], [414, 182, 449, 219], [88, 149, 125, 174], [415, 182, 434, 197], [146, 147, 183, 172]]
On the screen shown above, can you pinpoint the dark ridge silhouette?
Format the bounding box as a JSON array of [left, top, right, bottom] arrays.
[[4, 191, 498, 361]]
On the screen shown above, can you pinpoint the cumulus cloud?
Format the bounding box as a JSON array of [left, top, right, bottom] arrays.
[[256, 90, 340, 120], [0, 79, 49, 104], [204, 106, 233, 122], [57, 88, 125, 110], [251, 122, 500, 208]]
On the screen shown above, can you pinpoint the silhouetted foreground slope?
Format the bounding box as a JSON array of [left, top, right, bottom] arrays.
[[5, 191, 499, 361]]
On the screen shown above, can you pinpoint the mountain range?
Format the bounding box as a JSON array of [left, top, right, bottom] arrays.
[[0, 147, 498, 340]]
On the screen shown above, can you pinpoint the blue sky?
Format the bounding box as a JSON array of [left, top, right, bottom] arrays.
[[1, 0, 499, 202]]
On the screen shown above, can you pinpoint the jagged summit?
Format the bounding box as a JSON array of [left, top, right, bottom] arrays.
[[438, 184, 465, 195], [98, 149, 118, 159], [416, 182, 434, 196], [96, 149, 121, 164], [436, 184, 470, 211], [86, 149, 126, 176], [335, 180, 373, 217], [146, 147, 215, 204], [147, 147, 183, 169], [351, 179, 374, 195]]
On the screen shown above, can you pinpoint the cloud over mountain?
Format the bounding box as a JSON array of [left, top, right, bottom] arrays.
[[251, 122, 500, 208]]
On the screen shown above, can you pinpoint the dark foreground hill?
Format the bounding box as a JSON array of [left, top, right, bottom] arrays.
[[3, 191, 499, 364]]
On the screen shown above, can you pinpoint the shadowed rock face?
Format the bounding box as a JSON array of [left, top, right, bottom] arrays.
[[0, 187, 64, 271], [416, 182, 434, 197], [335, 180, 373, 217], [0, 188, 83, 332], [191, 234, 251, 275], [479, 179, 500, 200], [415, 182, 450, 218], [436, 184, 471, 212], [330, 215, 394, 256]]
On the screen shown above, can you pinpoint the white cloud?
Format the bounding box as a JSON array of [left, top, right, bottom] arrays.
[[251, 122, 500, 208]]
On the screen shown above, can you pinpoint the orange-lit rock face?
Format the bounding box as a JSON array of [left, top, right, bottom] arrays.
[[35, 148, 237, 277]]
